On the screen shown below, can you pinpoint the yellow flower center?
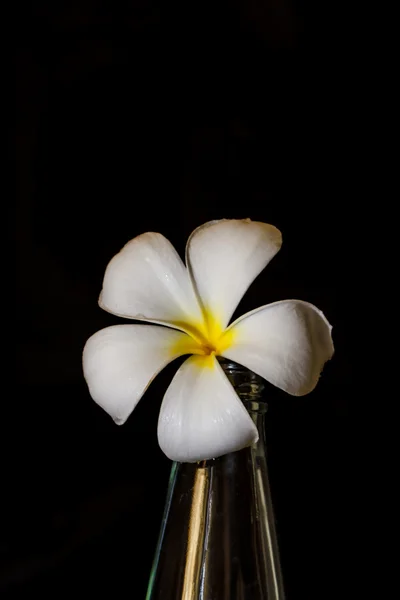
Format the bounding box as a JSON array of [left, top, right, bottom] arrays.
[[170, 308, 236, 361]]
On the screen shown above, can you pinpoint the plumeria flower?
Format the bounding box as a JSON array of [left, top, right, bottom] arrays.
[[83, 219, 334, 462]]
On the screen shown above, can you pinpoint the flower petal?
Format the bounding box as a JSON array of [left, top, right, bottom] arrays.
[[99, 233, 203, 333], [157, 354, 259, 462], [223, 300, 334, 396], [83, 324, 193, 424], [186, 219, 282, 331]]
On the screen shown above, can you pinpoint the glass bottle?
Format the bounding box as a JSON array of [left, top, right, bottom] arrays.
[[146, 359, 285, 599]]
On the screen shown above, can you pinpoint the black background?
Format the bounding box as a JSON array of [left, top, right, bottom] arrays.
[[12, 2, 349, 598]]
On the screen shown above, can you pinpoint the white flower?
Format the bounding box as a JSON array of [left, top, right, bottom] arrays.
[[83, 219, 334, 463]]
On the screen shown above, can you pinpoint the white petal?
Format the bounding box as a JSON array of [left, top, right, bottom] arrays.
[[157, 354, 258, 462], [99, 232, 203, 332], [186, 219, 282, 330], [223, 300, 334, 396], [83, 325, 192, 424]]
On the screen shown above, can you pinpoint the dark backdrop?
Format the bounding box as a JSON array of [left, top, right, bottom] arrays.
[[12, 2, 349, 598]]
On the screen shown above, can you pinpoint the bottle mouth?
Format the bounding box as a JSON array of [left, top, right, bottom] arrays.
[[218, 358, 266, 404]]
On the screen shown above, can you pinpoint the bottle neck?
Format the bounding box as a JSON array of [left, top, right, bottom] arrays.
[[218, 357, 265, 401], [219, 358, 268, 455], [219, 357, 266, 406]]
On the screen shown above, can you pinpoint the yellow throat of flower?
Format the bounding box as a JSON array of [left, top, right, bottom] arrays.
[[170, 308, 236, 364]]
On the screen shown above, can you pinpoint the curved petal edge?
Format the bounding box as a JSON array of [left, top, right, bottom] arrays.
[[99, 232, 203, 332], [82, 324, 192, 424], [223, 300, 334, 396], [186, 219, 282, 331], [157, 354, 259, 462]]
